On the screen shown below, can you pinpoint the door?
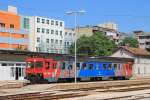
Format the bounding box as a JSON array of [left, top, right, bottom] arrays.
[[15, 67, 19, 80]]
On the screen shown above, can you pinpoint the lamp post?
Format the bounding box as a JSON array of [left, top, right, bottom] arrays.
[[66, 10, 86, 83]]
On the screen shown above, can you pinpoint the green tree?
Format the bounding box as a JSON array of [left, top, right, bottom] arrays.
[[122, 37, 138, 48], [69, 32, 117, 56]]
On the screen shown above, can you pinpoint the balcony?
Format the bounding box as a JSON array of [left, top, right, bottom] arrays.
[[0, 27, 29, 34]]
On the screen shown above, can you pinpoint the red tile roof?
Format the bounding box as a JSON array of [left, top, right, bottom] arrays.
[[121, 46, 150, 57]]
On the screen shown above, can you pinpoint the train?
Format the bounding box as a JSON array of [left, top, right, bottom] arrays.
[[25, 57, 133, 83]]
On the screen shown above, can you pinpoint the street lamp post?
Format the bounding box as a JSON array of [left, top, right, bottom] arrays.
[[66, 10, 86, 83]]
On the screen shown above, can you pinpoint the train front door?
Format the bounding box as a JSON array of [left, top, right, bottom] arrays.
[[15, 67, 19, 80]]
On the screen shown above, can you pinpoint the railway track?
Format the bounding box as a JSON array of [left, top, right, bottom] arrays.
[[1, 79, 150, 100]]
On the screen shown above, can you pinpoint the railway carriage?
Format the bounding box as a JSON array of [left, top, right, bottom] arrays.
[[25, 57, 133, 83]]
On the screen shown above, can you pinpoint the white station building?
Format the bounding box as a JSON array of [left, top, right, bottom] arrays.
[[111, 46, 150, 79]]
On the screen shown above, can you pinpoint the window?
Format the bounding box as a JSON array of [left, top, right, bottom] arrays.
[[27, 62, 34, 68], [103, 64, 107, 70], [51, 30, 54, 34], [55, 21, 58, 26], [60, 22, 63, 26], [22, 68, 25, 77], [10, 24, 14, 28], [0, 23, 5, 28], [37, 28, 40, 33], [35, 62, 43, 68], [21, 34, 25, 38], [118, 64, 121, 70], [42, 19, 45, 24], [37, 37, 40, 42], [51, 39, 54, 43], [46, 62, 50, 69], [37, 18, 40, 23], [42, 28, 45, 33], [89, 64, 94, 70], [82, 63, 86, 70], [10, 67, 15, 77], [108, 64, 112, 70], [60, 31, 62, 36], [67, 42, 69, 45], [55, 40, 58, 44], [114, 64, 117, 70], [2, 63, 7, 66], [96, 64, 99, 70], [46, 39, 49, 43], [76, 63, 80, 70], [51, 20, 54, 25], [46, 20, 49, 24], [65, 32, 67, 36], [68, 65, 72, 70], [52, 64, 56, 69], [16, 64, 21, 66], [61, 62, 65, 70], [46, 29, 49, 34], [69, 33, 72, 36], [19, 68, 21, 77], [138, 67, 140, 74], [23, 18, 29, 29], [60, 40, 62, 44], [55, 30, 58, 35], [8, 63, 14, 66]]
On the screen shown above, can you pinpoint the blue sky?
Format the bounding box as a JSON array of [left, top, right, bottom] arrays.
[[0, 0, 150, 33]]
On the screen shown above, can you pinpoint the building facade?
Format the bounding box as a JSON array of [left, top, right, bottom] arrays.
[[0, 7, 28, 50], [111, 46, 150, 79], [28, 16, 65, 53], [138, 35, 150, 51], [98, 22, 118, 31], [64, 28, 75, 54]]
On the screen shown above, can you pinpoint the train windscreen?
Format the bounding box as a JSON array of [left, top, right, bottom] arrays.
[[27, 61, 43, 68]]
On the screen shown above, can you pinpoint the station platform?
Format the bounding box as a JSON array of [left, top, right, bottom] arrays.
[[0, 80, 28, 89]]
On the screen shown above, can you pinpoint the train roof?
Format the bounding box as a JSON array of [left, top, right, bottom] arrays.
[[0, 49, 134, 63]]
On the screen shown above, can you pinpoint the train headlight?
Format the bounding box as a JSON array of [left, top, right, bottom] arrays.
[[44, 72, 47, 75]]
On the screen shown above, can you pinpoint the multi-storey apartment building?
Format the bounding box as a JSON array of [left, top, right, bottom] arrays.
[[29, 16, 65, 53], [64, 28, 75, 54], [0, 6, 28, 50], [138, 35, 150, 50], [133, 31, 150, 51]]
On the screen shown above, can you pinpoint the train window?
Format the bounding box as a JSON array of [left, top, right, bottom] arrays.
[[89, 64, 94, 70], [118, 64, 121, 70], [76, 63, 80, 70], [68, 65, 73, 70], [82, 63, 86, 70], [96, 64, 99, 70], [61, 62, 65, 70], [103, 64, 107, 70], [27, 62, 34, 68], [129, 64, 132, 70], [35, 62, 43, 68], [52, 64, 56, 69], [108, 64, 112, 70], [46, 62, 50, 69], [114, 64, 117, 70]]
